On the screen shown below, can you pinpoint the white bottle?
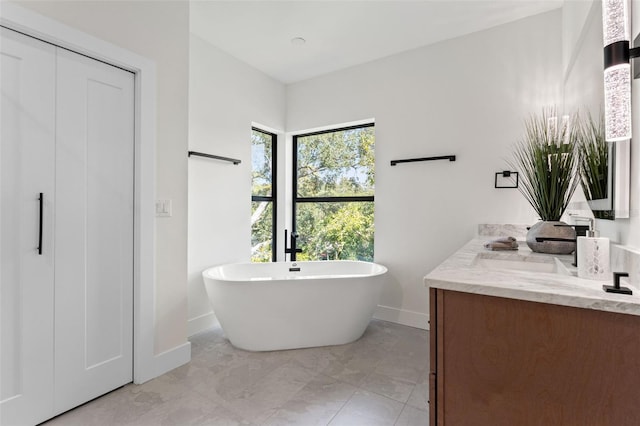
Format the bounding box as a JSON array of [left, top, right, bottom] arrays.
[[577, 229, 610, 280]]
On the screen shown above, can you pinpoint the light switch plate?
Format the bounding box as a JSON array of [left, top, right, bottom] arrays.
[[156, 199, 172, 217]]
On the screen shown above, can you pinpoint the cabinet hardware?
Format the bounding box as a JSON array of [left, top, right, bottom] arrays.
[[37, 193, 43, 255]]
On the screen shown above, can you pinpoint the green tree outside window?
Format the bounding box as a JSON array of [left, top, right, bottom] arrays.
[[294, 124, 375, 261]]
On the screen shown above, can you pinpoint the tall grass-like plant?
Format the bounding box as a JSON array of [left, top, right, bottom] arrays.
[[509, 109, 580, 221], [578, 112, 608, 201]]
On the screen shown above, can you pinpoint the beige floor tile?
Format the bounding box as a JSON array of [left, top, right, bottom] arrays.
[[394, 405, 429, 426], [373, 358, 426, 385], [359, 372, 416, 403], [263, 374, 357, 426], [406, 382, 429, 411], [131, 391, 254, 426], [328, 390, 404, 426], [42, 320, 429, 426]]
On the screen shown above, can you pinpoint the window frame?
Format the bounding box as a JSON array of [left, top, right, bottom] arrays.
[[291, 123, 375, 253], [251, 127, 277, 262]]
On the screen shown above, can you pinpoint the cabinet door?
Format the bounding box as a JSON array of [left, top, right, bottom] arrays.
[[0, 28, 56, 426], [53, 48, 135, 414], [436, 290, 640, 425]]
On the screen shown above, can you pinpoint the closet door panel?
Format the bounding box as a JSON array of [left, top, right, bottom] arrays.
[[0, 28, 56, 426], [54, 48, 134, 413]]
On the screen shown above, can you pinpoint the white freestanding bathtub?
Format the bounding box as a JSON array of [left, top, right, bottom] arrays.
[[202, 260, 387, 351]]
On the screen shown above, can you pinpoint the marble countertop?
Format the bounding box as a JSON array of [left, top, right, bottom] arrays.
[[424, 238, 640, 316]]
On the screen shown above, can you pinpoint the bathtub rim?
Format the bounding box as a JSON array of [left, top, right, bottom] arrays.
[[202, 259, 388, 282]]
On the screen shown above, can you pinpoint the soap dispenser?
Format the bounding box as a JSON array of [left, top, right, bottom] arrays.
[[577, 222, 610, 280]]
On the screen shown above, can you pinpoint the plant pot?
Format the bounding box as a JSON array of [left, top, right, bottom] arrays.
[[526, 221, 576, 254]]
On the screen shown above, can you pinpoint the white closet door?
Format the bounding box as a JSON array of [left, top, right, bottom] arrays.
[[53, 48, 134, 413], [0, 28, 56, 426]]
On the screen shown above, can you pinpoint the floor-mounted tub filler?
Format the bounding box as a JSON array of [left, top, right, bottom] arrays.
[[202, 260, 388, 351]]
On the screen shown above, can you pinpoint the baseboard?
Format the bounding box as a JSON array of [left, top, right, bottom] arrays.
[[374, 305, 429, 330], [188, 311, 218, 336], [152, 341, 191, 378]]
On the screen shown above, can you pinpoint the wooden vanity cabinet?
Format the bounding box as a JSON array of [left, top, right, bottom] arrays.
[[429, 288, 640, 425]]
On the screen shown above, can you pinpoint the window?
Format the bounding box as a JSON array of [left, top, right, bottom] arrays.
[[293, 123, 375, 261], [251, 128, 277, 262]]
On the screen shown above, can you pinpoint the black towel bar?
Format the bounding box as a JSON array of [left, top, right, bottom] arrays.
[[188, 151, 241, 165], [390, 155, 456, 166]]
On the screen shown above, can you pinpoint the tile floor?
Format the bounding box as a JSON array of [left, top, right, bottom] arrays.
[[43, 320, 429, 426]]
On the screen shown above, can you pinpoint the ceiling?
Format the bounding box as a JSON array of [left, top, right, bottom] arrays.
[[190, 1, 563, 84]]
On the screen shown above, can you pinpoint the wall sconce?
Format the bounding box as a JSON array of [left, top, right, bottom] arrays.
[[602, 0, 639, 141]]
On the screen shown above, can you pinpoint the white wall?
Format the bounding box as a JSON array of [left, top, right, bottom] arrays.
[[14, 0, 190, 354], [187, 35, 286, 334], [563, 1, 602, 112], [286, 10, 563, 328], [562, 0, 596, 78]]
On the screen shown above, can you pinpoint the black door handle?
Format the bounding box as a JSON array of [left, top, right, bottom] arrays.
[[38, 193, 43, 255]]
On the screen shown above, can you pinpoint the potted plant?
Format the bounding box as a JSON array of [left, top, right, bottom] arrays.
[[578, 112, 609, 217], [510, 109, 580, 254]]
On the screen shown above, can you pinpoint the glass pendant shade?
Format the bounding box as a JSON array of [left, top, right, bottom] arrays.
[[602, 0, 632, 141], [602, 0, 629, 46], [604, 63, 632, 141]]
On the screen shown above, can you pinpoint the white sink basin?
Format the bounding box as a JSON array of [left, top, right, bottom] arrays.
[[472, 254, 575, 276]]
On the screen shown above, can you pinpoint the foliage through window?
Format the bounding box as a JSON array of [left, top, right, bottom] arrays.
[[251, 128, 276, 262], [293, 124, 375, 261]]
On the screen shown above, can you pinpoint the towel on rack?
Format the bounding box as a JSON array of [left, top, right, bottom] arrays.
[[484, 236, 519, 251]]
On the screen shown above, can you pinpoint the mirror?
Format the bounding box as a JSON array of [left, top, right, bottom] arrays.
[[583, 141, 630, 220], [563, 0, 630, 220], [583, 140, 612, 218]]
